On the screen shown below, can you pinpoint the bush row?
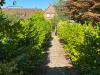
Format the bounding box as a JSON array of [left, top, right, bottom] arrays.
[[0, 12, 52, 75], [57, 20, 100, 75]]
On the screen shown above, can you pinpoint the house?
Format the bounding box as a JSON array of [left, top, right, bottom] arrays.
[[44, 4, 56, 19]]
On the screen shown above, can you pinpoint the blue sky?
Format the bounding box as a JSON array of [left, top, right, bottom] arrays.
[[2, 0, 54, 9]]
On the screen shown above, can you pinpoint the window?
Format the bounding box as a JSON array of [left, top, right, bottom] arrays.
[[46, 14, 50, 17]]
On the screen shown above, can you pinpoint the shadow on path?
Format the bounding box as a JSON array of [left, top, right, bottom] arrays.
[[40, 65, 78, 75], [38, 34, 79, 75]]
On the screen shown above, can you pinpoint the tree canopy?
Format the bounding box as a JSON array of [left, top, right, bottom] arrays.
[[0, 0, 5, 6], [54, 0, 100, 24]]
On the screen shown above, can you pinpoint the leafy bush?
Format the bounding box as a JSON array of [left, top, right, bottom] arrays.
[[0, 12, 52, 75], [58, 20, 100, 74]]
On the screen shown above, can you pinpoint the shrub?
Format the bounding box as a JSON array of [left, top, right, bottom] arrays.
[[58, 20, 100, 74], [0, 13, 52, 75]]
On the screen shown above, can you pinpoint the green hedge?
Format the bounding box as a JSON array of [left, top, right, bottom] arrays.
[[0, 12, 52, 75], [58, 20, 100, 75]]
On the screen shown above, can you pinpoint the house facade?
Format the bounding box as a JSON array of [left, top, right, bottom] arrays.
[[44, 4, 56, 19]]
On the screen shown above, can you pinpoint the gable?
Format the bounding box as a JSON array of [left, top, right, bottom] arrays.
[[44, 4, 56, 14]]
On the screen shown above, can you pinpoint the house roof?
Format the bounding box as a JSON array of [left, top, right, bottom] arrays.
[[1, 8, 43, 18], [44, 4, 56, 14]]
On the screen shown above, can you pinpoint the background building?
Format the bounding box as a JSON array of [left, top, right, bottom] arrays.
[[44, 4, 56, 19]]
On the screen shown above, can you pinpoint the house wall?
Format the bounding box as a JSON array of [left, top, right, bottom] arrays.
[[44, 13, 55, 18]]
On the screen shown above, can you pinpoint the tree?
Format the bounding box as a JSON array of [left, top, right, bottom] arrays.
[[55, 0, 100, 24], [53, 0, 67, 20], [0, 0, 5, 7]]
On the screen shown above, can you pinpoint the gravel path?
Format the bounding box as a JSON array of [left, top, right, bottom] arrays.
[[42, 34, 78, 75]]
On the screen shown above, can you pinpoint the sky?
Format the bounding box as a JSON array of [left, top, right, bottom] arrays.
[[2, 0, 54, 9]]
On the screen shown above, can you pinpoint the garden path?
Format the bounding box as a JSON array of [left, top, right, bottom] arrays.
[[41, 33, 78, 75]]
